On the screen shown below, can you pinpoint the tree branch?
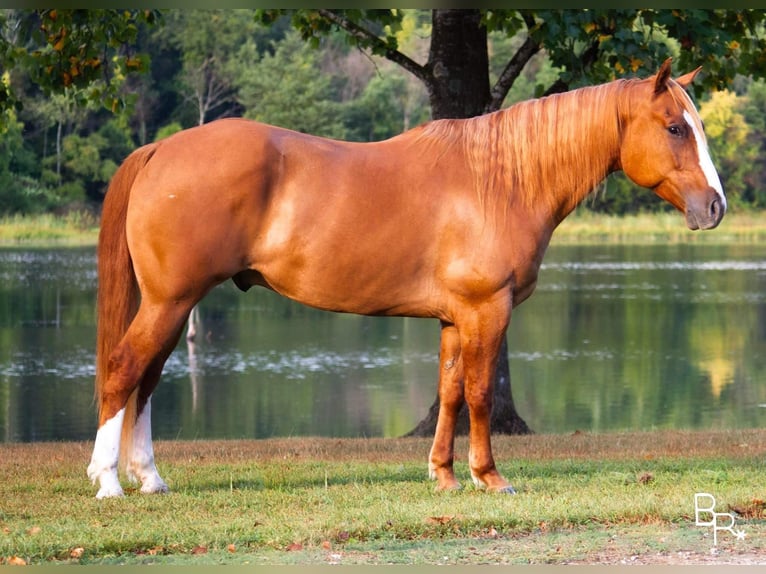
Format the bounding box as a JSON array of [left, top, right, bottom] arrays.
[[542, 38, 601, 97], [484, 12, 541, 113], [316, 9, 429, 84], [485, 35, 541, 113]]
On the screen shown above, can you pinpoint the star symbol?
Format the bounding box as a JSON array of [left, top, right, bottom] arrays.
[[734, 529, 747, 540]]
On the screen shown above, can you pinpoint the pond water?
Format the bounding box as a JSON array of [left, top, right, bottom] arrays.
[[1, 242, 765, 442]]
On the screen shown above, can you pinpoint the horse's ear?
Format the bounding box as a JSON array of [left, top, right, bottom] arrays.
[[675, 66, 702, 89], [653, 57, 673, 96]]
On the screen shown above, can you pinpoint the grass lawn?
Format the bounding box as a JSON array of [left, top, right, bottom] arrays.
[[1, 431, 764, 565]]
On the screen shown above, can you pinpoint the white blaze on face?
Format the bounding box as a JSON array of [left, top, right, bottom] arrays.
[[681, 103, 727, 211]]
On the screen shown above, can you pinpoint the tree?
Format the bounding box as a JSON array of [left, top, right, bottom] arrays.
[[738, 79, 766, 207], [161, 11, 256, 127], [255, 8, 766, 437], [699, 90, 758, 208], [1, 9, 160, 120], [0, 109, 40, 213], [236, 31, 347, 139]]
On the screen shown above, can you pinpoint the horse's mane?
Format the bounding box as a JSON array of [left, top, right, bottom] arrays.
[[417, 79, 638, 216]]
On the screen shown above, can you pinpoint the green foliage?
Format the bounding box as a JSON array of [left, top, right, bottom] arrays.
[[255, 9, 403, 57], [162, 11, 261, 125], [154, 122, 183, 142], [1, 9, 159, 116], [0, 110, 46, 213], [699, 90, 758, 208], [586, 173, 669, 216], [37, 118, 132, 207], [237, 32, 347, 138], [344, 72, 429, 142], [738, 79, 766, 207]]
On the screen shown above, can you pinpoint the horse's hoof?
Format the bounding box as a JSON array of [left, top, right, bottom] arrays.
[[434, 482, 463, 492], [493, 485, 517, 495], [95, 486, 125, 499], [140, 480, 170, 495]]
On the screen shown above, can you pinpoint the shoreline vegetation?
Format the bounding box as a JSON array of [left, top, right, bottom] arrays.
[[0, 209, 764, 247]]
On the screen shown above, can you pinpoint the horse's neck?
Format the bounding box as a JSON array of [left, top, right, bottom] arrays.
[[495, 83, 624, 224]]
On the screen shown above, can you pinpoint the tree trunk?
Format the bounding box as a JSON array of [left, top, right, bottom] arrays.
[[425, 9, 490, 119], [405, 336, 532, 437], [55, 120, 62, 182], [404, 10, 533, 437]]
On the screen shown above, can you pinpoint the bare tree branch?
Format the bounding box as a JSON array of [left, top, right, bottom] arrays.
[[485, 35, 541, 113], [181, 56, 236, 125], [316, 9, 430, 85]]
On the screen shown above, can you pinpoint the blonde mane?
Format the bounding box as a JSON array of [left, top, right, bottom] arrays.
[[419, 80, 638, 218]]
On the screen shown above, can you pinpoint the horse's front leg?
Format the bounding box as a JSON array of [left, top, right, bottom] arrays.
[[461, 300, 516, 494], [428, 322, 465, 490]]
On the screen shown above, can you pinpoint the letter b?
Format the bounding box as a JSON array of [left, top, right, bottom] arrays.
[[695, 493, 716, 526]]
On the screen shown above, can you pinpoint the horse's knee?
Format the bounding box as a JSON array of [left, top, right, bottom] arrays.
[[464, 383, 492, 416]]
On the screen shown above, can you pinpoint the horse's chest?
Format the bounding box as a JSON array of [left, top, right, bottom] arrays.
[[506, 237, 548, 307]]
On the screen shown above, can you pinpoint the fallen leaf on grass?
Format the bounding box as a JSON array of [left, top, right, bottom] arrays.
[[729, 498, 766, 519], [27, 526, 41, 536], [321, 540, 332, 550], [427, 515, 455, 525], [286, 542, 303, 552], [191, 545, 207, 555], [69, 547, 84, 559], [7, 556, 27, 566], [227, 544, 236, 553], [637, 472, 654, 485]]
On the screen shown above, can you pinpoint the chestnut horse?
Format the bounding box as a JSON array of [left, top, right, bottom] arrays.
[[88, 59, 724, 498]]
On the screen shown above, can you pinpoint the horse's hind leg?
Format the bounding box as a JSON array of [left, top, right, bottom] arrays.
[[88, 300, 191, 498], [124, 353, 178, 494]]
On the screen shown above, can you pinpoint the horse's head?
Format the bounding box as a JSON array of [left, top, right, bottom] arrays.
[[619, 58, 725, 230]]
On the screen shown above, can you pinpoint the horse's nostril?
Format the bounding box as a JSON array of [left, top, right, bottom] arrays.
[[710, 198, 721, 220]]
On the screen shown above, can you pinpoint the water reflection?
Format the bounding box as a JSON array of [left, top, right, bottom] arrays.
[[1, 244, 764, 442]]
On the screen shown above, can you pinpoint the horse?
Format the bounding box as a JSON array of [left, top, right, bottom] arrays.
[[87, 58, 725, 498]]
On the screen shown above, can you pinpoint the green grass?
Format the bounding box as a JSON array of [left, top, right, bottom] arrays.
[[1, 432, 765, 565], [554, 209, 766, 244], [0, 212, 99, 246]]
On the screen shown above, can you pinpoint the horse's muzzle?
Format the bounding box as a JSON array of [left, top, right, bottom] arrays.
[[685, 194, 726, 231]]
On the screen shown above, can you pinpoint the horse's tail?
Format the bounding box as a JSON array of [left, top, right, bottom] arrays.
[[95, 143, 158, 463]]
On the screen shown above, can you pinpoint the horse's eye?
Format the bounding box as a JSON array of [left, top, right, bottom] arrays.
[[668, 125, 684, 137]]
